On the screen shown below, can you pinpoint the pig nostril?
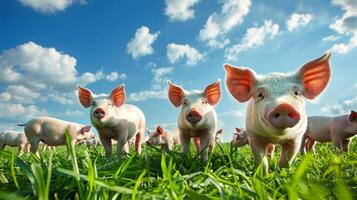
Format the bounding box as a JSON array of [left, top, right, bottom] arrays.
[[274, 113, 280, 118]]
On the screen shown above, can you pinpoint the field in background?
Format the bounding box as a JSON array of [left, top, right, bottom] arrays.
[[0, 139, 356, 199]]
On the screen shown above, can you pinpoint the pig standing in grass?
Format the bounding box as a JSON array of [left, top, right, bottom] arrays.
[[78, 84, 146, 159], [301, 111, 357, 153], [167, 80, 221, 161], [225, 52, 331, 174], [0, 131, 30, 156], [215, 129, 223, 143], [18, 117, 94, 156], [146, 126, 180, 151], [231, 128, 249, 147]]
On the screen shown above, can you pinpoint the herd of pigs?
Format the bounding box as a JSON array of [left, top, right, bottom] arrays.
[[1, 52, 356, 174]]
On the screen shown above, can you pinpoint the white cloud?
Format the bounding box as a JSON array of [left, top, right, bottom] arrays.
[[219, 110, 245, 117], [322, 35, 340, 42], [329, 0, 357, 54], [286, 13, 313, 32], [167, 43, 203, 65], [18, 0, 85, 14], [129, 66, 173, 102], [322, 95, 357, 114], [105, 72, 126, 82], [63, 109, 83, 116], [0, 85, 41, 104], [164, 0, 200, 21], [0, 103, 47, 118], [224, 20, 279, 61], [199, 0, 251, 48], [127, 26, 160, 59]]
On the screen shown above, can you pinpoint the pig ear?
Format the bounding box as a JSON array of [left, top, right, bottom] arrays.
[[80, 125, 91, 134], [204, 80, 221, 106], [217, 129, 223, 134], [168, 80, 184, 107], [110, 84, 126, 107], [348, 110, 357, 123], [78, 85, 93, 108], [235, 127, 242, 133], [225, 64, 257, 102], [156, 125, 164, 135], [296, 52, 331, 100]]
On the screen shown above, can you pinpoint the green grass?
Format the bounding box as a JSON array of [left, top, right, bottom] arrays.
[[0, 139, 356, 199]]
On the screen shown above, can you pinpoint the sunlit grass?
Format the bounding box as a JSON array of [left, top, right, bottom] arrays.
[[0, 139, 356, 199]]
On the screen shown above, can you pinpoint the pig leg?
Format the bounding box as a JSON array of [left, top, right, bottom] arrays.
[[300, 135, 307, 154], [198, 133, 213, 162], [135, 132, 142, 155], [123, 142, 129, 154], [279, 138, 301, 168], [193, 137, 200, 154], [249, 137, 269, 175], [29, 138, 40, 157], [26, 143, 31, 155], [99, 135, 112, 157], [341, 139, 351, 152], [179, 129, 190, 154], [116, 133, 129, 160], [18, 143, 25, 156], [305, 137, 316, 153], [266, 144, 275, 158]]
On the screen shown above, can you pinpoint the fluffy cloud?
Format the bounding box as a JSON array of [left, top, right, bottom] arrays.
[[129, 66, 173, 102], [0, 85, 41, 104], [127, 26, 160, 59], [106, 72, 126, 82], [167, 43, 203, 65], [286, 13, 313, 32], [0, 103, 47, 118], [322, 35, 340, 42], [18, 0, 85, 14], [164, 0, 200, 21], [329, 0, 357, 53], [225, 20, 279, 61], [219, 110, 245, 117], [199, 0, 251, 48], [322, 96, 357, 114]]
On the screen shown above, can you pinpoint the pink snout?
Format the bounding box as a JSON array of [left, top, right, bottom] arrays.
[[268, 104, 300, 129], [186, 109, 202, 124], [93, 108, 106, 119]]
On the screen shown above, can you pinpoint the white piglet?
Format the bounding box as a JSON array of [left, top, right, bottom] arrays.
[[146, 125, 180, 151], [0, 131, 30, 156], [225, 52, 331, 174], [78, 84, 146, 159], [19, 117, 95, 157], [167, 80, 221, 161]]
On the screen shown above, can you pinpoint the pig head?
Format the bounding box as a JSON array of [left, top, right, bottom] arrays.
[[225, 52, 331, 174], [167, 80, 221, 161]]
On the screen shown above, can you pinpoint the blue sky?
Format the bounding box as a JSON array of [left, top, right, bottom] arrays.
[[0, 0, 356, 141]]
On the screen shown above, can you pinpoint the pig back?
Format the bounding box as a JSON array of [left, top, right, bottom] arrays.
[[306, 116, 333, 142]]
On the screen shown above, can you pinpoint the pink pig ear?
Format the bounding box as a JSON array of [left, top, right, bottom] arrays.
[[168, 80, 184, 107], [204, 80, 221, 106], [156, 125, 164, 135], [225, 64, 257, 103], [296, 52, 331, 100], [235, 127, 242, 133], [216, 129, 223, 134], [110, 84, 126, 107], [78, 85, 93, 108], [348, 110, 357, 123], [80, 125, 91, 134]]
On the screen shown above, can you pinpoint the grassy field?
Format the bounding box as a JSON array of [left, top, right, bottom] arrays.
[[0, 137, 356, 200]]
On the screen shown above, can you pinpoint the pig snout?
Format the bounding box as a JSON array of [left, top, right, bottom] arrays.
[[267, 104, 300, 129], [186, 109, 202, 124], [93, 108, 106, 119]]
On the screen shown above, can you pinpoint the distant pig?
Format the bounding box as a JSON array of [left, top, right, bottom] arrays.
[[0, 131, 30, 156], [301, 111, 357, 153], [225, 52, 331, 174], [146, 125, 180, 150], [167, 80, 221, 161], [18, 117, 95, 157], [231, 128, 249, 147], [78, 84, 146, 159], [215, 129, 223, 143]]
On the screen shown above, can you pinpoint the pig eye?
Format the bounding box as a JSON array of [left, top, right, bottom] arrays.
[[257, 92, 264, 99], [294, 89, 301, 96], [201, 99, 207, 104], [183, 99, 189, 106], [92, 102, 97, 106]]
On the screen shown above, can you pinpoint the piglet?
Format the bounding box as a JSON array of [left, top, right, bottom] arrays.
[[215, 129, 223, 143], [0, 131, 30, 156], [78, 84, 146, 159], [301, 111, 357, 153], [225, 52, 331, 174], [167, 80, 221, 161], [146, 125, 180, 150], [231, 128, 249, 147], [18, 117, 94, 157]]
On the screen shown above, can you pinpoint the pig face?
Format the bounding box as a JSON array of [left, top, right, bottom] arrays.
[[76, 125, 95, 141], [225, 53, 331, 138], [167, 80, 221, 129], [146, 126, 166, 145], [232, 128, 248, 147], [78, 85, 125, 126], [347, 110, 357, 131]]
